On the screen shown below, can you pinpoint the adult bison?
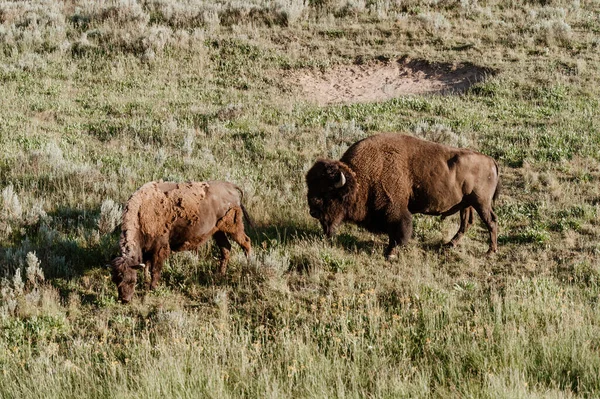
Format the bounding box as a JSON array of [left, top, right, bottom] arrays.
[[306, 133, 499, 258], [110, 180, 252, 303]]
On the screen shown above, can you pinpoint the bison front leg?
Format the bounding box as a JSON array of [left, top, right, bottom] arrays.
[[447, 206, 475, 247], [142, 260, 152, 290], [213, 231, 232, 275], [150, 244, 170, 290], [386, 212, 413, 260]]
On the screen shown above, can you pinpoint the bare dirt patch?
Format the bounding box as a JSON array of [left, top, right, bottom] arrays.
[[287, 57, 495, 105]]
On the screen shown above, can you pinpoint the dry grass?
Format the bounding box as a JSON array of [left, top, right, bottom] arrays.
[[1, 0, 600, 397]]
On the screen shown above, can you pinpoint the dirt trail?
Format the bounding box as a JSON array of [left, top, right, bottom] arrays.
[[287, 57, 494, 105]]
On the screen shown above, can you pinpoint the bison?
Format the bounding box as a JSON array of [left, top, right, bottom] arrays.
[[110, 180, 252, 303], [306, 133, 499, 258]]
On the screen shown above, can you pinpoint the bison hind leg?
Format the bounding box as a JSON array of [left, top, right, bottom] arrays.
[[212, 207, 252, 275], [231, 229, 252, 264], [230, 208, 253, 258], [447, 206, 475, 248], [216, 207, 252, 260], [473, 204, 498, 255]]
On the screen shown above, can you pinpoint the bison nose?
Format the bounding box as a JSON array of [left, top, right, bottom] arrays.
[[309, 209, 320, 218]]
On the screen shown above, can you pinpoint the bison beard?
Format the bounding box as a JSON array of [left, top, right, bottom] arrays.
[[110, 181, 252, 303], [306, 133, 500, 258]]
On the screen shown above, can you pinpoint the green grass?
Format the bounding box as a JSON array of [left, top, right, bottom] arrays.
[[1, 0, 600, 397]]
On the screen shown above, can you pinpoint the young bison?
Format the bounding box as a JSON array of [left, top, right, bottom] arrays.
[[306, 133, 500, 258], [111, 181, 252, 303]]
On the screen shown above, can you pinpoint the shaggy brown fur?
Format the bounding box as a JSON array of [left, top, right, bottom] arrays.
[[306, 133, 499, 258], [111, 180, 252, 303]]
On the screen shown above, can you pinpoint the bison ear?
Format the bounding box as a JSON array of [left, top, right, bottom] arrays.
[[333, 171, 346, 188], [131, 263, 146, 270]]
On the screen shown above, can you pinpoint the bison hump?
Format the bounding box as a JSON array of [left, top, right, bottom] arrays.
[[166, 182, 209, 224]]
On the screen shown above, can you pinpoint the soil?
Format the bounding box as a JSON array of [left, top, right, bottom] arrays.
[[287, 56, 494, 105]]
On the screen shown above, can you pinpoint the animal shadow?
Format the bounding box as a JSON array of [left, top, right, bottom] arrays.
[[333, 233, 382, 256], [420, 240, 452, 253], [0, 206, 119, 281], [246, 221, 322, 247]]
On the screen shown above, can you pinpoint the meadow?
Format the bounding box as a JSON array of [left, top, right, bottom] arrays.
[[0, 0, 599, 397]]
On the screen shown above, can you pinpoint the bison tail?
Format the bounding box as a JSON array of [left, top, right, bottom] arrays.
[[241, 203, 255, 229], [232, 184, 255, 229], [492, 161, 501, 204]]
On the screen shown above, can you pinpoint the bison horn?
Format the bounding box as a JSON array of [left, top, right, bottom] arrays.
[[132, 263, 146, 270], [334, 171, 346, 188]]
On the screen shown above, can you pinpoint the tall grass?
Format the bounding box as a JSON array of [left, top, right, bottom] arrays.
[[1, 0, 599, 397]]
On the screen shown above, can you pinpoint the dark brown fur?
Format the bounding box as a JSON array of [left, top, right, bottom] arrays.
[[306, 133, 499, 258], [111, 180, 252, 303]]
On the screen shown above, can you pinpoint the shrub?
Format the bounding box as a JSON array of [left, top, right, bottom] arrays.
[[98, 199, 122, 235]]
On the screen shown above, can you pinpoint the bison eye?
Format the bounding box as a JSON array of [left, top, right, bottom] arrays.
[[309, 197, 323, 207]]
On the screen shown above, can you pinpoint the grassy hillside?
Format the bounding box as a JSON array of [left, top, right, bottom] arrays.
[[1, 0, 599, 397]]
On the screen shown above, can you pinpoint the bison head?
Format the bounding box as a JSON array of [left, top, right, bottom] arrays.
[[306, 159, 355, 237], [111, 259, 144, 304]]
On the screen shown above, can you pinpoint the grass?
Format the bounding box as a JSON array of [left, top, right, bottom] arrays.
[[1, 0, 600, 397]]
